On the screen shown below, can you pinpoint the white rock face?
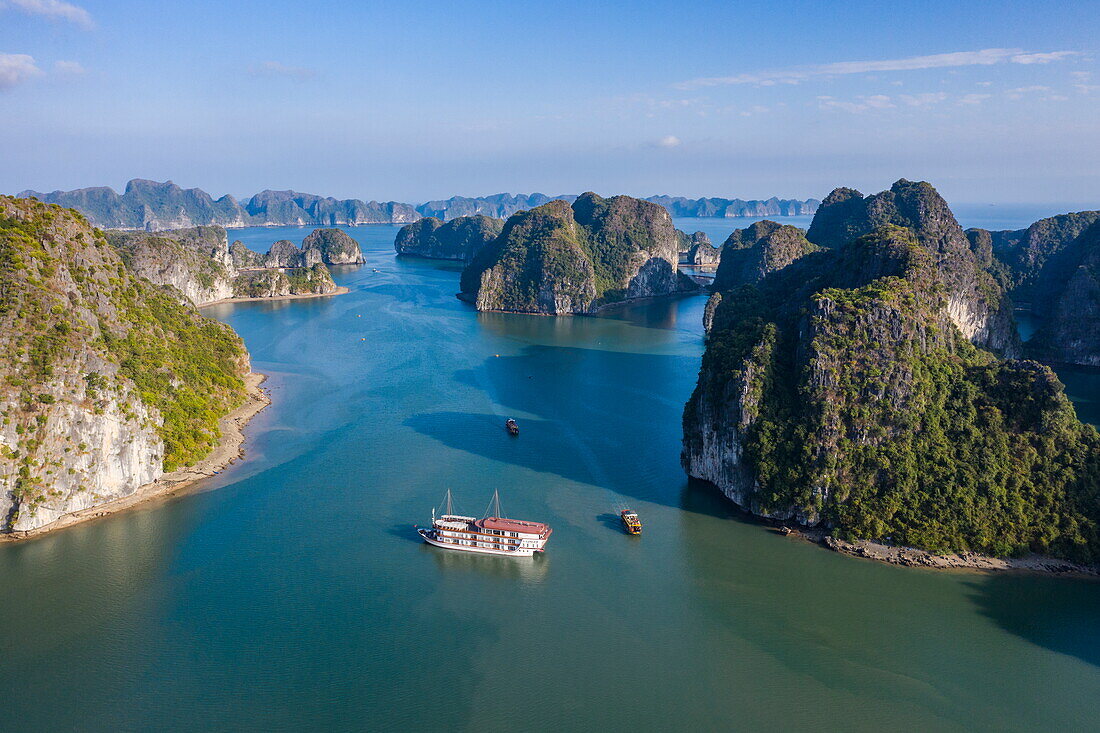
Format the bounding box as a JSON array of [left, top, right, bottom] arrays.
[[0, 370, 163, 532]]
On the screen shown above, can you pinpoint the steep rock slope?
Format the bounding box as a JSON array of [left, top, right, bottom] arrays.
[[805, 179, 1018, 355], [1029, 221, 1100, 365], [109, 226, 236, 305], [683, 224, 1100, 561], [460, 193, 697, 314], [712, 220, 818, 290], [0, 197, 249, 532], [394, 215, 504, 261], [302, 228, 365, 265], [232, 264, 337, 298]]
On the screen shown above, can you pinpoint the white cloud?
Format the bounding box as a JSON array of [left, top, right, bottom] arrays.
[[1006, 85, 1051, 100], [53, 59, 84, 75], [677, 48, 1080, 89], [0, 52, 42, 90], [958, 93, 992, 105], [656, 135, 681, 148], [247, 61, 316, 81], [3, 0, 93, 29], [1011, 51, 1078, 64], [898, 92, 948, 106], [817, 94, 896, 113]]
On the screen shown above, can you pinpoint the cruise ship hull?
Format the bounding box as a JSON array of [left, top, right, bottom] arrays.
[[417, 528, 540, 557]]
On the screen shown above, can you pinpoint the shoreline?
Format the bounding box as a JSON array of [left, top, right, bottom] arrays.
[[200, 286, 349, 307], [779, 525, 1100, 578], [1, 372, 271, 542]]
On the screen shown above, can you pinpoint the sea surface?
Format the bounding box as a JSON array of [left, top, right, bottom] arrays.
[[2, 216, 1099, 731]]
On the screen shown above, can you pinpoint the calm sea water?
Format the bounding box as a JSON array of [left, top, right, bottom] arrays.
[[2, 218, 1099, 731]]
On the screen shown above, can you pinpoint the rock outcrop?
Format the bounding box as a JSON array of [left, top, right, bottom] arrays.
[[109, 226, 236, 305], [683, 218, 1100, 563], [394, 215, 504, 261], [1028, 221, 1100, 365], [712, 220, 818, 290], [232, 263, 338, 299], [804, 179, 1018, 356], [459, 193, 698, 314], [0, 196, 250, 533], [301, 228, 366, 265], [263, 240, 304, 269], [230, 240, 263, 269], [682, 232, 720, 266]]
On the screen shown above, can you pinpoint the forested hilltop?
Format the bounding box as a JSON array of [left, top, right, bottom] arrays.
[[0, 197, 251, 532], [18, 180, 819, 231], [684, 180, 1100, 563], [459, 193, 699, 314]]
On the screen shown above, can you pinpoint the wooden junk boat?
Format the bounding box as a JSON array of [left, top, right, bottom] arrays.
[[620, 509, 642, 535], [417, 490, 552, 557], [505, 418, 519, 436]]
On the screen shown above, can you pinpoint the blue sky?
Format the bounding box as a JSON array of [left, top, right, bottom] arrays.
[[1, 0, 1097, 205]]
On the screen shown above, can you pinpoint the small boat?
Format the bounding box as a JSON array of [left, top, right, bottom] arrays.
[[417, 490, 552, 557], [620, 509, 642, 535], [505, 418, 519, 436]]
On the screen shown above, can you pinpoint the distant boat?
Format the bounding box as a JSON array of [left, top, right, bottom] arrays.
[[620, 509, 642, 535], [417, 490, 552, 557], [505, 418, 519, 436]]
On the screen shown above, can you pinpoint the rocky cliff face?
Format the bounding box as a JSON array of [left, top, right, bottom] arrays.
[[230, 240, 263, 269], [394, 215, 504, 261], [109, 226, 237, 305], [712, 220, 818, 290], [460, 193, 698, 314], [805, 179, 1018, 356], [1028, 221, 1100, 365], [968, 211, 1100, 296], [0, 196, 249, 533], [232, 263, 338, 298], [683, 221, 1100, 561], [681, 232, 720, 266], [302, 228, 365, 265]]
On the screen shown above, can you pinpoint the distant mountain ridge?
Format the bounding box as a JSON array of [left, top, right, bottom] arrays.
[[17, 179, 819, 231]]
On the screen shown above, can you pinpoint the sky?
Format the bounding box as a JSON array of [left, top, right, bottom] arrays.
[[1, 0, 1098, 206]]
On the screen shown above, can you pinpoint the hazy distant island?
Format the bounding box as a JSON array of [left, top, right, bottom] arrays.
[[684, 179, 1100, 568], [18, 179, 820, 231], [457, 192, 700, 315]]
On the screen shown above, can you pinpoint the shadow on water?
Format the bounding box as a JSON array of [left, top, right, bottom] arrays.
[[387, 523, 422, 544], [966, 574, 1100, 668]]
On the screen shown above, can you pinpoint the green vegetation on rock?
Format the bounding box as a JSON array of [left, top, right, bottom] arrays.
[[685, 185, 1100, 562]]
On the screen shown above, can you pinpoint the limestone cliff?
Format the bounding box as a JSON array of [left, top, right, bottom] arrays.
[[683, 222, 1100, 562], [264, 240, 304, 269], [0, 196, 249, 533], [232, 263, 338, 298], [683, 233, 720, 267], [1028, 221, 1100, 366], [302, 228, 365, 265], [459, 193, 698, 314], [394, 215, 504, 261], [805, 179, 1018, 356], [712, 220, 818, 290], [109, 226, 236, 305]]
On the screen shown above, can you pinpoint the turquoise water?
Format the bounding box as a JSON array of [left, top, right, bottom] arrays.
[[1, 221, 1099, 730]]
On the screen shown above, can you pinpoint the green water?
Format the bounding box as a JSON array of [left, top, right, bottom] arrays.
[[2, 224, 1100, 731]]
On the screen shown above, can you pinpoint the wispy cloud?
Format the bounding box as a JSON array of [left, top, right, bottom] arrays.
[[2, 0, 93, 29], [1006, 85, 1051, 100], [0, 52, 42, 90], [677, 48, 1080, 89], [898, 92, 948, 106], [958, 93, 992, 105], [247, 61, 316, 81], [656, 135, 681, 148], [53, 59, 84, 75], [817, 94, 895, 113], [1072, 71, 1100, 94]]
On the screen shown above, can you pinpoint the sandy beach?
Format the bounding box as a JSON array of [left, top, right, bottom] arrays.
[[2, 372, 271, 542]]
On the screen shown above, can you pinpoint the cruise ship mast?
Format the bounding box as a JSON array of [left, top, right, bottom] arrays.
[[482, 489, 505, 519]]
